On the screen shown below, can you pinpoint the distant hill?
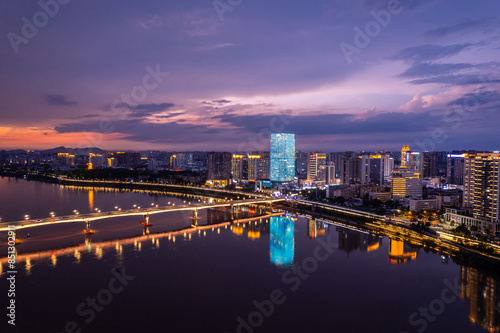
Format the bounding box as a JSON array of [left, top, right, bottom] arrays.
[[2, 147, 106, 154], [41, 147, 106, 154]]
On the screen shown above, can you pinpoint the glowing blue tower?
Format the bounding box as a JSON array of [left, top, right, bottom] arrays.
[[270, 133, 295, 182]]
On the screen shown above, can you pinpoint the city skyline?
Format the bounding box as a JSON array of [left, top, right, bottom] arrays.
[[2, 2, 500, 332], [1, 1, 500, 152]]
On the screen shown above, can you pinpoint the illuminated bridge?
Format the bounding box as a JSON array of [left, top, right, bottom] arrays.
[[0, 197, 285, 232]]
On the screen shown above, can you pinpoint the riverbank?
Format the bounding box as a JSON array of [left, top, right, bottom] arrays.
[[9, 173, 258, 200], [280, 201, 500, 269]]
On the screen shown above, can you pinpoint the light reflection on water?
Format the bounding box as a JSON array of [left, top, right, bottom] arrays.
[[270, 215, 295, 266], [0, 215, 498, 332]]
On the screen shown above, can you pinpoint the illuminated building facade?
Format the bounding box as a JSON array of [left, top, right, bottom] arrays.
[[170, 154, 178, 170], [270, 133, 295, 182], [231, 154, 246, 180], [463, 153, 500, 224], [57, 153, 75, 166], [401, 145, 410, 168], [89, 153, 106, 169], [307, 152, 327, 182], [391, 170, 422, 199], [231, 154, 263, 181], [107, 152, 141, 167]]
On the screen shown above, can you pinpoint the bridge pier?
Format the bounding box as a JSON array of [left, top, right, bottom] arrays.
[[82, 219, 94, 235], [190, 209, 200, 227], [140, 214, 153, 227]]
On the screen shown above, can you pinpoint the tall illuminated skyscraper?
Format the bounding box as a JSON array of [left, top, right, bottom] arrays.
[[401, 145, 410, 168], [270, 133, 295, 182]]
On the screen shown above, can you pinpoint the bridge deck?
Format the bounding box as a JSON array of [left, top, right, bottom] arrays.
[[0, 198, 284, 231]]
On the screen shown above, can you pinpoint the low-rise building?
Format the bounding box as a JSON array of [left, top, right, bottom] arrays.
[[409, 199, 438, 212], [444, 207, 500, 233]]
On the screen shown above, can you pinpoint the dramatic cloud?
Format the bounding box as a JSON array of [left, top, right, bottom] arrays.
[[101, 103, 176, 118], [213, 112, 436, 136], [1, 0, 499, 151], [423, 19, 489, 38], [391, 44, 472, 64], [44, 95, 78, 106], [447, 91, 500, 107], [398, 63, 474, 78], [408, 75, 500, 86]]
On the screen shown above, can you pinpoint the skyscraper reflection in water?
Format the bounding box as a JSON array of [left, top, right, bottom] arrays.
[[461, 266, 500, 332], [270, 215, 295, 266]]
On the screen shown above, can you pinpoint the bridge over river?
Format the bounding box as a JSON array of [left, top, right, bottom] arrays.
[[0, 197, 285, 232]]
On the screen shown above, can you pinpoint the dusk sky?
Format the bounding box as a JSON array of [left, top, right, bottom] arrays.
[[1, 0, 499, 152]]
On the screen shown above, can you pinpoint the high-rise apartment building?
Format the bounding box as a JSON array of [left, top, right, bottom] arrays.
[[270, 133, 295, 182], [231, 155, 247, 180], [326, 161, 336, 185], [422, 151, 448, 178], [357, 154, 392, 185], [407, 152, 422, 174], [307, 152, 327, 182], [207, 152, 232, 186], [359, 155, 370, 184], [253, 151, 270, 180], [231, 154, 263, 181], [447, 153, 465, 185], [463, 153, 500, 223], [295, 151, 308, 179], [338, 153, 358, 185]]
